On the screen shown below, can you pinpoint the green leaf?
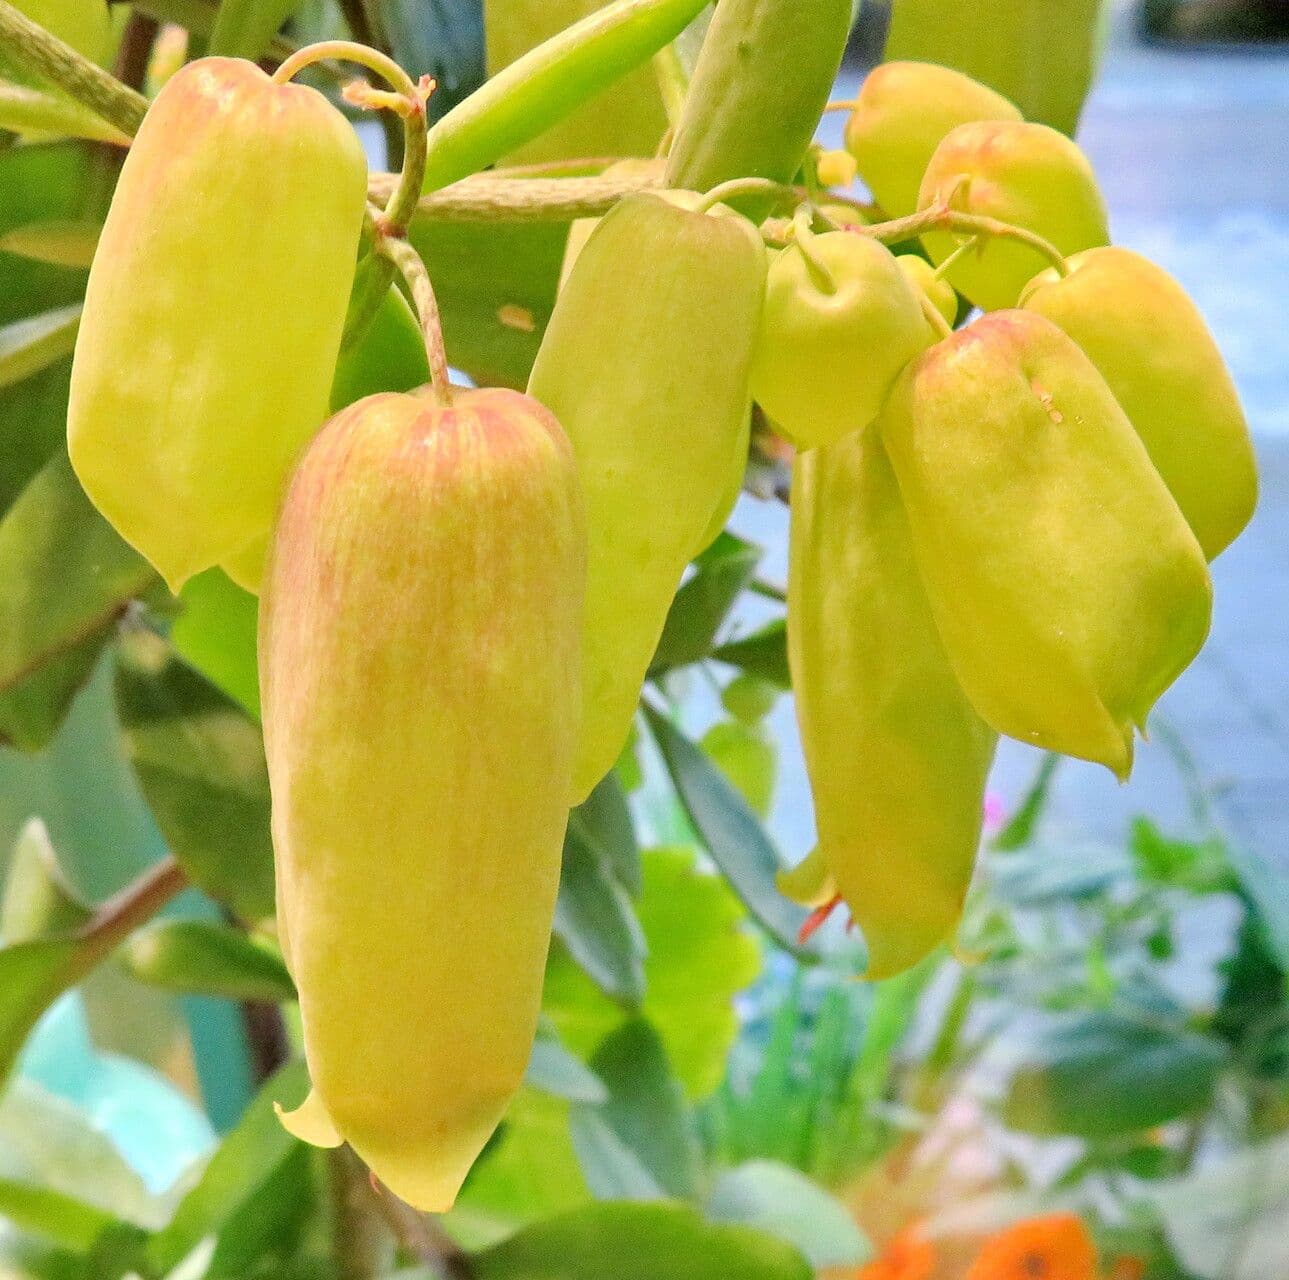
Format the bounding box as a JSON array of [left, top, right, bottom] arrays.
[[0, 221, 98, 269], [147, 1061, 311, 1275], [0, 933, 86, 1088], [170, 569, 260, 719], [568, 772, 640, 897], [525, 1030, 608, 1104], [544, 847, 761, 1100], [423, 0, 710, 191], [0, 628, 107, 754], [0, 304, 81, 389], [567, 1108, 666, 1201], [705, 1160, 870, 1270], [699, 720, 775, 819], [650, 533, 761, 675], [1224, 839, 1289, 971], [122, 920, 295, 1004], [554, 813, 647, 1005], [0, 1176, 115, 1252], [643, 705, 807, 953], [1003, 1011, 1227, 1139], [0, 452, 154, 698], [711, 619, 789, 690], [883, 0, 1105, 134], [467, 1201, 812, 1279], [1, 818, 91, 943], [209, 0, 311, 58], [113, 630, 276, 924], [451, 1090, 589, 1236], [331, 275, 430, 412], [583, 1019, 702, 1199]]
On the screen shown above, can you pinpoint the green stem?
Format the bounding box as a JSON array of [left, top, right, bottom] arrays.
[[931, 235, 977, 280], [377, 229, 452, 409], [864, 202, 1070, 277], [272, 40, 428, 238], [918, 293, 953, 340], [421, 0, 710, 192], [790, 205, 837, 294], [0, 0, 146, 135], [694, 175, 798, 214]]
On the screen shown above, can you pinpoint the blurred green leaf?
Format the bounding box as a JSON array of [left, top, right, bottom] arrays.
[[545, 847, 760, 1100], [0, 304, 80, 390], [582, 1019, 701, 1199], [0, 79, 129, 144], [699, 720, 775, 819], [114, 629, 276, 924], [643, 705, 807, 953], [0, 1176, 115, 1252], [1004, 1011, 1227, 1139], [147, 1060, 311, 1275], [711, 620, 789, 690], [568, 773, 640, 898], [0, 222, 98, 270], [554, 812, 647, 1005], [705, 1160, 870, 1270], [650, 533, 761, 675], [452, 1090, 589, 1236], [122, 920, 295, 1004], [526, 1030, 608, 1105], [170, 570, 260, 720], [0, 629, 107, 754], [1224, 839, 1289, 971], [0, 453, 154, 700], [567, 1108, 665, 1201], [1130, 817, 1231, 895], [468, 1200, 811, 1279], [1, 818, 90, 943], [0, 933, 87, 1088], [884, 0, 1104, 134]]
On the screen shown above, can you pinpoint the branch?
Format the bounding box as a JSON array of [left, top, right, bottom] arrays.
[[0, 0, 146, 136], [78, 856, 187, 956], [367, 170, 665, 224]]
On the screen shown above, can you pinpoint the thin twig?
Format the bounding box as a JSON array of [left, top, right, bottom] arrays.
[[377, 230, 452, 406], [78, 856, 187, 954]]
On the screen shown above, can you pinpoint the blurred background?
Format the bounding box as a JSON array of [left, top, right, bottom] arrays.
[[1, 1, 1287, 1276]]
